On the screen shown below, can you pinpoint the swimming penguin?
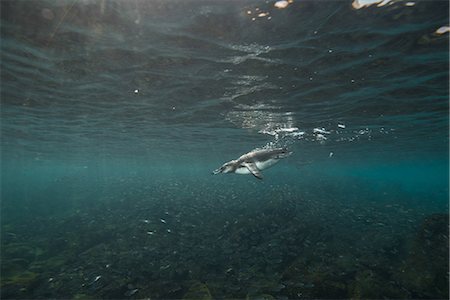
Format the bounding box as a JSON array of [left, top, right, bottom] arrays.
[[212, 148, 292, 179]]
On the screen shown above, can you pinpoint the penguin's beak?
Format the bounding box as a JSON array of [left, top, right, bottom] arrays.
[[212, 166, 224, 175]]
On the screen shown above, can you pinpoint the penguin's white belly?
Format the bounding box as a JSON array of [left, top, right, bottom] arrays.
[[256, 159, 279, 170], [234, 159, 279, 175], [235, 167, 251, 174]]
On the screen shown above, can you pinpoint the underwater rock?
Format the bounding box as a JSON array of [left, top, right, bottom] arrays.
[[183, 281, 212, 300], [2, 270, 39, 287], [41, 255, 68, 269], [281, 256, 348, 298], [350, 270, 387, 299], [246, 293, 275, 300], [73, 293, 95, 299], [3, 243, 38, 262], [1, 258, 29, 277], [124, 288, 139, 297], [395, 213, 449, 298]]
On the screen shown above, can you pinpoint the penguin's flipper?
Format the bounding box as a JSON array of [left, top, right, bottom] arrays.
[[243, 162, 263, 180]]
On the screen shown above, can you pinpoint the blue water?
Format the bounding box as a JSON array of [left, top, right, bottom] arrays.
[[1, 0, 449, 299]]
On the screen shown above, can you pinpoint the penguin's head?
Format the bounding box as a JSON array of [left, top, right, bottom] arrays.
[[212, 160, 237, 175]]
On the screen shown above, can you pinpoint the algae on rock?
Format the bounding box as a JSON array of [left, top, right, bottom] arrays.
[[183, 281, 212, 300]]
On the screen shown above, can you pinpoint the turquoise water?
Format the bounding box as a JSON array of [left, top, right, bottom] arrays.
[[1, 0, 449, 299]]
